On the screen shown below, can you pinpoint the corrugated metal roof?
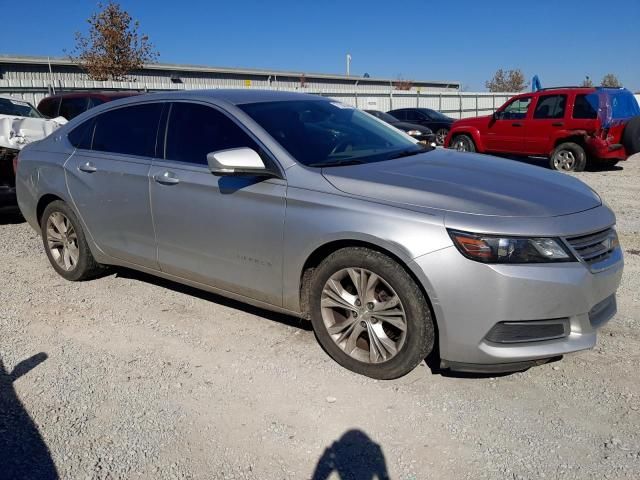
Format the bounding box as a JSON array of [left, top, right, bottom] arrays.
[[0, 54, 460, 89]]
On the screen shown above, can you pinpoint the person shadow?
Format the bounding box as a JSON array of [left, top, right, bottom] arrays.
[[312, 429, 390, 480], [0, 353, 59, 480]]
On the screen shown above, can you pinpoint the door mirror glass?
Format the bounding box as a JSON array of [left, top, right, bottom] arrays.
[[206, 147, 267, 176]]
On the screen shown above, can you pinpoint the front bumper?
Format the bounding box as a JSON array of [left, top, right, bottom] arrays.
[[412, 242, 623, 370]]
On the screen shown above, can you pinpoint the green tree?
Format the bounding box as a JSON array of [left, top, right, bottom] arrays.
[[69, 2, 158, 81], [485, 69, 527, 92], [600, 73, 622, 88]]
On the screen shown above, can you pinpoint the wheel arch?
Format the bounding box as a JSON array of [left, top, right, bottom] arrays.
[[447, 127, 485, 152], [549, 131, 589, 156], [36, 193, 65, 226], [297, 238, 440, 347]]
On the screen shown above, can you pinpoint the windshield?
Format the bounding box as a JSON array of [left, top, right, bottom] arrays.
[[0, 97, 44, 118], [422, 109, 451, 121], [367, 110, 399, 123], [240, 100, 425, 167]]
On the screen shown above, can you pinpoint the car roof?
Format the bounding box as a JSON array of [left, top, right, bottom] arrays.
[[41, 91, 141, 101], [136, 89, 331, 105]]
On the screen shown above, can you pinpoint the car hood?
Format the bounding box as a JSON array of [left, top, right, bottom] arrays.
[[322, 149, 601, 217], [452, 114, 491, 127], [391, 121, 432, 133]]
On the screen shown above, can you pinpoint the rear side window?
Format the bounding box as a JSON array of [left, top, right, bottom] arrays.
[[68, 119, 95, 150], [165, 103, 259, 165], [573, 94, 598, 119], [534, 95, 566, 119], [38, 97, 60, 118], [59, 97, 89, 120], [92, 103, 162, 157]]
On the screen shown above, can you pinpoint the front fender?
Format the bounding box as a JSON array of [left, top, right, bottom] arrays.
[[446, 126, 486, 152]]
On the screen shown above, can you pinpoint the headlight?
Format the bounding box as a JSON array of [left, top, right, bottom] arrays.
[[406, 130, 422, 136], [448, 230, 575, 264]]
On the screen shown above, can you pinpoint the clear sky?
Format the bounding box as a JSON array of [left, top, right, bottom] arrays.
[[4, 0, 639, 91]]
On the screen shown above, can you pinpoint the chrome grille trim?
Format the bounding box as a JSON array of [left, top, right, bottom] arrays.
[[565, 227, 617, 265]]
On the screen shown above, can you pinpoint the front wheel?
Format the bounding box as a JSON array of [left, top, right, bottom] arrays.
[[550, 142, 587, 172], [451, 134, 476, 152], [309, 247, 435, 379], [435, 128, 449, 146]]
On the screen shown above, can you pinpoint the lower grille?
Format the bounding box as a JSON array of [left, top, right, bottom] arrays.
[[565, 228, 618, 264], [485, 319, 570, 344]]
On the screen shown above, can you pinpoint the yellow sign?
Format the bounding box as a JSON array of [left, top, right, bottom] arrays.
[[244, 79, 252, 87]]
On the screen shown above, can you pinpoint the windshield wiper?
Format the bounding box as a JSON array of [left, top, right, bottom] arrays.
[[308, 159, 365, 168], [387, 148, 424, 160]]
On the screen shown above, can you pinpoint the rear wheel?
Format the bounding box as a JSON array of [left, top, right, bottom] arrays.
[[622, 116, 640, 155], [451, 134, 476, 152], [309, 247, 434, 379], [550, 142, 586, 172], [435, 128, 449, 146], [40, 201, 103, 281]]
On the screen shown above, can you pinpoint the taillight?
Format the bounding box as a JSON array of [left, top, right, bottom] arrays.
[[12, 152, 19, 175]]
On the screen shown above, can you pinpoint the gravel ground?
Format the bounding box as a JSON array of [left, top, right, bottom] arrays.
[[1, 154, 639, 480]]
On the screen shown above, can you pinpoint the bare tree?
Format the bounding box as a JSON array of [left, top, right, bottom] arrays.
[[601, 73, 622, 88], [485, 69, 527, 92], [581, 76, 594, 87], [69, 2, 158, 81]]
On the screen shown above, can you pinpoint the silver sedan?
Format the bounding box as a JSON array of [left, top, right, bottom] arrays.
[[16, 90, 623, 379]]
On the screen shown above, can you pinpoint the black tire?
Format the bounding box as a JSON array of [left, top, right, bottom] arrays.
[[309, 247, 435, 379], [40, 200, 103, 281], [451, 134, 476, 153], [435, 128, 449, 146], [550, 142, 587, 172], [622, 116, 640, 155]]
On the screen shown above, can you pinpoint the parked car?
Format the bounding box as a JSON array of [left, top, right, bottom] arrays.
[[364, 110, 436, 144], [387, 108, 455, 145], [16, 90, 623, 379], [0, 95, 66, 206], [446, 87, 640, 171], [38, 91, 140, 121]]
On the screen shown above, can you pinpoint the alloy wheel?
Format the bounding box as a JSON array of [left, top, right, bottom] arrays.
[[435, 128, 448, 146], [320, 267, 407, 364], [553, 150, 576, 171], [45, 212, 79, 271]]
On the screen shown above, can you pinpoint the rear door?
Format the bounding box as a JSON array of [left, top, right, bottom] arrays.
[[149, 101, 286, 305], [523, 94, 568, 155], [484, 96, 532, 153], [65, 102, 163, 268]]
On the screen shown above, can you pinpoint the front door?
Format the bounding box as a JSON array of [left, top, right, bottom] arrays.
[[149, 101, 286, 305], [484, 96, 532, 154], [65, 102, 163, 268]]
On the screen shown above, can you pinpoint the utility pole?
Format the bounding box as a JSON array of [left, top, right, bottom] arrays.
[[346, 53, 352, 76]]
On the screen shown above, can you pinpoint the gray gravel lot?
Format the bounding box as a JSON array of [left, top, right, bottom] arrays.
[[1, 154, 639, 479]]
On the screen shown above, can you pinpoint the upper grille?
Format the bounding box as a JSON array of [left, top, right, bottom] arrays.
[[565, 228, 618, 264]]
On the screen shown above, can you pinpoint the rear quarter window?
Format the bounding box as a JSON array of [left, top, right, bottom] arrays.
[[573, 94, 598, 119], [68, 119, 95, 150]]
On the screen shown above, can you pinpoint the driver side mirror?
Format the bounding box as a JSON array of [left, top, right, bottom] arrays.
[[493, 111, 505, 121], [206, 147, 269, 176]]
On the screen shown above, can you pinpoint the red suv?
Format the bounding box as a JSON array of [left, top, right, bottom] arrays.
[[445, 87, 640, 171]]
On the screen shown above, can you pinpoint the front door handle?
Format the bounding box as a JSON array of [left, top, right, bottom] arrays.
[[512, 122, 523, 127], [78, 161, 97, 173], [153, 171, 180, 185], [552, 122, 564, 127]]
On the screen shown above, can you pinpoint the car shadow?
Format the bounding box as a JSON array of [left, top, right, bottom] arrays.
[[0, 206, 25, 225], [113, 268, 312, 332], [312, 429, 390, 480], [0, 352, 59, 479]]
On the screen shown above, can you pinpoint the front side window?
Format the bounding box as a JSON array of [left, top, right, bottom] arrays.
[[92, 103, 162, 157], [165, 102, 259, 165], [500, 97, 532, 120], [533, 95, 567, 119], [38, 97, 60, 118], [59, 97, 89, 120], [240, 100, 424, 167]]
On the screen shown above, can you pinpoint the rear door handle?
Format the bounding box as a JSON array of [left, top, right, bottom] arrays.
[[512, 122, 523, 127], [552, 122, 564, 127], [153, 171, 180, 185], [78, 161, 97, 173]]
